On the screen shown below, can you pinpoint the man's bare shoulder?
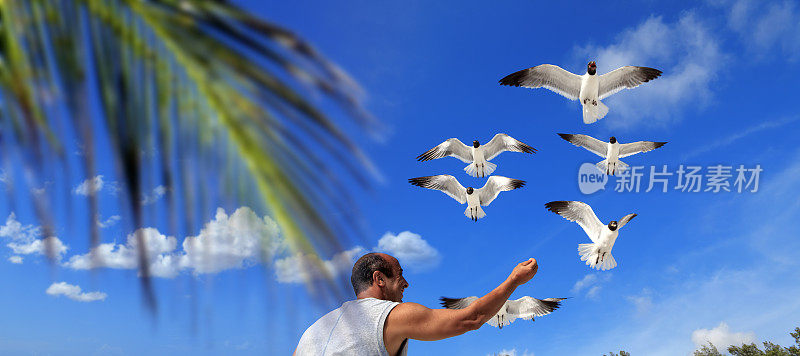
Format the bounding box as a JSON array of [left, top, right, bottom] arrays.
[[385, 302, 428, 332], [387, 302, 430, 320], [393, 302, 427, 310], [384, 302, 433, 353]]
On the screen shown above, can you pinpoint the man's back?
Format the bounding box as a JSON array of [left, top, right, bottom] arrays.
[[295, 297, 408, 356]]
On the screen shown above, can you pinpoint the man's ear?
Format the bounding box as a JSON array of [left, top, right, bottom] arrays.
[[372, 270, 385, 287]]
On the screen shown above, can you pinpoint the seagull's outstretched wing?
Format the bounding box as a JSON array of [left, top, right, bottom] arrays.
[[598, 66, 662, 100], [499, 64, 582, 101], [440, 296, 478, 310], [442, 297, 508, 328], [618, 141, 667, 158], [417, 138, 473, 163], [482, 133, 537, 161], [558, 133, 608, 158], [545, 201, 604, 243], [617, 213, 637, 229], [442, 296, 565, 328], [477, 176, 525, 206], [508, 296, 566, 320], [409, 175, 467, 204]]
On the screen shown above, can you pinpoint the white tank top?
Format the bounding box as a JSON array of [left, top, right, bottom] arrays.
[[295, 298, 408, 356]]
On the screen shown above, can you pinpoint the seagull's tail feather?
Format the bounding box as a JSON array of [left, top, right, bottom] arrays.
[[597, 100, 609, 119], [597, 159, 628, 175], [595, 160, 608, 175], [464, 161, 497, 178], [582, 103, 598, 124], [464, 163, 478, 177], [464, 206, 486, 221], [601, 253, 617, 271], [481, 161, 497, 177], [582, 100, 609, 124], [578, 243, 616, 271]]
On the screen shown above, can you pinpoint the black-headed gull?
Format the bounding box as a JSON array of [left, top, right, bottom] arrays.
[[558, 133, 667, 175], [545, 201, 636, 271], [417, 133, 536, 178], [499, 62, 662, 124], [408, 175, 525, 221], [440, 296, 566, 329]]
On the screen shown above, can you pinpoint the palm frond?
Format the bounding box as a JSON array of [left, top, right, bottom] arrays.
[[0, 0, 377, 311]]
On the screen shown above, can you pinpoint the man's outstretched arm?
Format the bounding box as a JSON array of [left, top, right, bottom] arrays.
[[384, 258, 538, 346]]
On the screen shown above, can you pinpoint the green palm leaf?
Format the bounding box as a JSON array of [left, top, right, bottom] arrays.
[[0, 0, 378, 311]]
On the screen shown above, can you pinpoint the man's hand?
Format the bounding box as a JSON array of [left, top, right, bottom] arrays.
[[508, 258, 538, 286]]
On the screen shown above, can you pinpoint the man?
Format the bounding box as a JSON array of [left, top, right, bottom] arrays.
[[294, 252, 538, 355]]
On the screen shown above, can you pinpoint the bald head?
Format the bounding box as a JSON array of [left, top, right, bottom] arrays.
[[350, 253, 395, 295]]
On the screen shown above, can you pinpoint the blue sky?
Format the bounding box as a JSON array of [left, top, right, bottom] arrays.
[[2, 0, 800, 355]]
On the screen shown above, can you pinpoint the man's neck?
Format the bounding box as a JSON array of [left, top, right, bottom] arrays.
[[356, 288, 384, 300]]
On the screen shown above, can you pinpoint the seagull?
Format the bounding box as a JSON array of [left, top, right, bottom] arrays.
[[408, 175, 525, 221], [440, 296, 566, 329], [416, 133, 536, 178], [544, 201, 636, 271], [558, 133, 667, 175], [499, 61, 662, 124]]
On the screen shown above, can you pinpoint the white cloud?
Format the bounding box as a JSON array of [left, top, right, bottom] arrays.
[[46, 282, 107, 302], [490, 349, 534, 356], [274, 246, 364, 284], [64, 227, 181, 278], [0, 213, 40, 241], [586, 285, 602, 299], [692, 322, 756, 351], [576, 13, 724, 128], [571, 274, 596, 293], [74, 175, 105, 196], [95, 344, 124, 355], [224, 340, 252, 351], [141, 185, 167, 206], [1, 213, 68, 260], [180, 207, 284, 274], [715, 0, 800, 60], [374, 231, 440, 271], [626, 288, 654, 314], [30, 208, 435, 286], [272, 230, 439, 283], [8, 256, 22, 264], [65, 207, 284, 278], [7, 236, 68, 260], [682, 116, 799, 160], [2, 210, 436, 288], [97, 215, 121, 229], [571, 273, 611, 299]]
